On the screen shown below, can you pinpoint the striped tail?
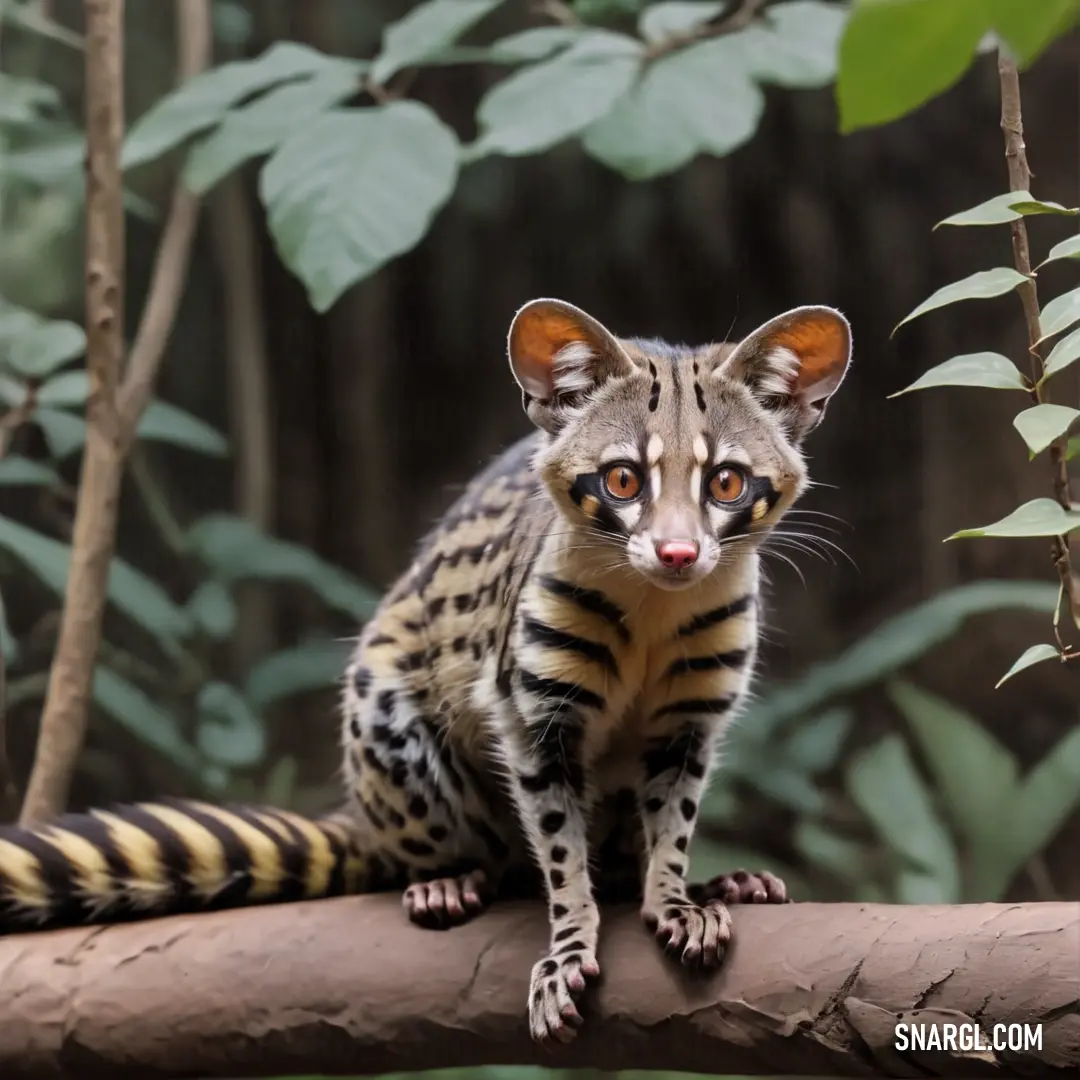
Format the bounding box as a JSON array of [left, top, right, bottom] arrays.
[[0, 797, 370, 934]]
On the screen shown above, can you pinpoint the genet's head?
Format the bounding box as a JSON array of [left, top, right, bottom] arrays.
[[507, 298, 852, 590]]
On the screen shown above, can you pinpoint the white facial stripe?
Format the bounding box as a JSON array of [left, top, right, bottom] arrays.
[[690, 465, 701, 501], [693, 435, 709, 465], [617, 502, 643, 529], [651, 465, 662, 500], [646, 434, 664, 465]]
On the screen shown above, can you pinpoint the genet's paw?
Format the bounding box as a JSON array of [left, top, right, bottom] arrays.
[[402, 869, 490, 929], [527, 945, 600, 1044], [642, 897, 732, 969], [688, 868, 790, 906]]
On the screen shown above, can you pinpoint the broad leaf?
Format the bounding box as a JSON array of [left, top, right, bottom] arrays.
[[124, 41, 340, 169], [36, 369, 91, 406], [889, 352, 1027, 396], [1039, 286, 1080, 342], [1013, 403, 1079, 457], [0, 455, 60, 486], [781, 707, 853, 773], [1007, 198, 1078, 218], [1042, 326, 1080, 381], [138, 400, 229, 457], [889, 679, 1019, 900], [935, 190, 1035, 228], [1068, 436, 1080, 461], [638, 1, 722, 44], [987, 0, 1080, 67], [1040, 234, 1080, 267], [92, 667, 201, 772], [793, 820, 873, 885], [736, 0, 848, 89], [5, 317, 85, 378], [184, 64, 362, 194], [0, 514, 192, 648], [739, 580, 1058, 735], [32, 407, 85, 458], [244, 639, 351, 709], [184, 580, 237, 640], [893, 268, 1030, 334], [371, 0, 504, 84], [196, 682, 266, 768], [837, 0, 987, 134], [187, 514, 380, 619], [470, 31, 643, 159], [488, 27, 583, 62], [583, 36, 762, 180], [948, 498, 1080, 540], [996, 644, 1061, 689], [847, 733, 961, 903], [1000, 726, 1080, 891], [260, 102, 458, 312]]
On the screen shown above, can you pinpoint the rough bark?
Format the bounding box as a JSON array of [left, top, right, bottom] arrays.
[[0, 897, 1075, 1079]]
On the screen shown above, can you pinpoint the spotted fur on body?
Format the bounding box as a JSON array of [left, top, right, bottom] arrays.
[[0, 298, 851, 1045]]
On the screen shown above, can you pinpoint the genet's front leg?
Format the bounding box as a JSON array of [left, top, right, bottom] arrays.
[[500, 700, 600, 1045], [637, 713, 732, 967]]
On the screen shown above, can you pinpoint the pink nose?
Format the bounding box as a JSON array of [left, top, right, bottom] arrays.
[[655, 540, 699, 569]]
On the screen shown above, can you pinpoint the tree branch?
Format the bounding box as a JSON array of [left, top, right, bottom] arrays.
[[18, 0, 211, 825], [0, 898, 1074, 1078], [997, 53, 1079, 636]]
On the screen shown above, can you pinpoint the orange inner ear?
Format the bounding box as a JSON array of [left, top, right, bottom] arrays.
[[515, 311, 590, 373], [773, 314, 849, 392]]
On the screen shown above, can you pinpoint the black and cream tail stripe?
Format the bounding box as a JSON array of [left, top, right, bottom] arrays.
[[0, 797, 368, 934]]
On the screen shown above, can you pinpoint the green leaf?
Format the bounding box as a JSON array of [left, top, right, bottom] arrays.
[[0, 0, 84, 47], [893, 268, 1030, 334], [260, 102, 458, 313], [987, 0, 1080, 67], [582, 36, 762, 180], [837, 0, 987, 134], [138, 400, 229, 456], [847, 734, 961, 903], [1042, 326, 1080, 381], [1068, 436, 1080, 461], [739, 580, 1059, 736], [487, 26, 583, 61], [1001, 725, 1080, 883], [736, 0, 849, 89], [31, 407, 85, 458], [0, 73, 61, 125], [0, 455, 60, 486], [638, 1, 723, 44], [183, 63, 362, 194], [781, 707, 853, 773], [6, 318, 85, 377], [1038, 286, 1080, 342], [0, 589, 18, 667], [196, 682, 266, 768], [793, 820, 870, 885], [935, 190, 1035, 228], [0, 514, 192, 649], [1039, 234, 1080, 267], [948, 498, 1080, 540], [371, 0, 504, 84], [470, 31, 643, 159], [92, 667, 200, 772], [35, 369, 91, 406], [184, 580, 237, 640], [1006, 198, 1079, 218], [1013, 403, 1079, 457], [889, 351, 1027, 396], [244, 639, 351, 709], [995, 643, 1061, 689], [187, 514, 380, 620], [888, 680, 1018, 894], [123, 41, 340, 169]]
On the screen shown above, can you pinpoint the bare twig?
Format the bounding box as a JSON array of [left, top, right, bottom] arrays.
[[18, 0, 212, 826], [997, 53, 1079, 639], [645, 0, 768, 60], [0, 386, 38, 459]]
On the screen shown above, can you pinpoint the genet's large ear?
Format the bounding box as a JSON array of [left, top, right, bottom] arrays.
[[508, 298, 636, 433], [715, 305, 852, 440]]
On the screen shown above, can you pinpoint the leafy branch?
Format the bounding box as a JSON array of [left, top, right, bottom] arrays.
[[888, 53, 1080, 688]]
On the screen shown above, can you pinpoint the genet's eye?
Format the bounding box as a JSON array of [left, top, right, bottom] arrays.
[[708, 466, 746, 504], [603, 463, 642, 500]]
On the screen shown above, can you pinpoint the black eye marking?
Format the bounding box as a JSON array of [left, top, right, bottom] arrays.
[[694, 381, 706, 412], [648, 361, 660, 412]]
